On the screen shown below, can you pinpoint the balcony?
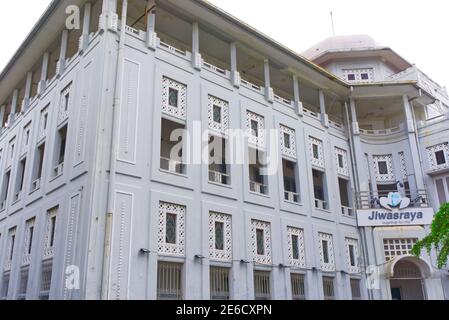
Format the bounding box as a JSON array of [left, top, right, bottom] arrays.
[[355, 190, 430, 209]]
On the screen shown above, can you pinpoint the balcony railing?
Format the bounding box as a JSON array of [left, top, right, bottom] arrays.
[[209, 170, 230, 185], [314, 199, 328, 210], [284, 191, 300, 203], [249, 181, 268, 195], [160, 157, 185, 175], [341, 206, 354, 217], [31, 178, 41, 192], [355, 190, 430, 209], [53, 162, 64, 178]]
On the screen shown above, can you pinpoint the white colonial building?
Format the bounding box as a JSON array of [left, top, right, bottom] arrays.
[[0, 0, 448, 300]]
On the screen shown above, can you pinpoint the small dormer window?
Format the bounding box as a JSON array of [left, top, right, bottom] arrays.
[[343, 68, 373, 82], [347, 74, 356, 81], [361, 73, 369, 80]]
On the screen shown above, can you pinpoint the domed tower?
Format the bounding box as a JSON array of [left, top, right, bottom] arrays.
[[304, 35, 449, 300]]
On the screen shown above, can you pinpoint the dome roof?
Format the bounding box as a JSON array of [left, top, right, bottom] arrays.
[[302, 34, 383, 60]]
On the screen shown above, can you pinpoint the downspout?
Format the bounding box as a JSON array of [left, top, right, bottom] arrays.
[[101, 0, 128, 300], [344, 91, 373, 300]]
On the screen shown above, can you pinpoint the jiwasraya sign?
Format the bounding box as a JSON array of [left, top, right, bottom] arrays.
[[356, 192, 434, 227]]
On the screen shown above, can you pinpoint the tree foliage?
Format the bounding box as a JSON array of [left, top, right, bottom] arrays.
[[411, 203, 449, 269]]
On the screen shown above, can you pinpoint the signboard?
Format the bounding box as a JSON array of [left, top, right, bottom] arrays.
[[356, 192, 434, 227]]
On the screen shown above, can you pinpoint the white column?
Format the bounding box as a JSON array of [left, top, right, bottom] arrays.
[[37, 53, 49, 95], [264, 59, 273, 102], [191, 22, 202, 70], [23, 72, 33, 111], [80, 2, 92, 53], [0, 105, 5, 128], [402, 95, 425, 190], [100, 0, 118, 33], [57, 30, 68, 76], [145, 0, 157, 50], [293, 75, 303, 116], [230, 42, 240, 88], [319, 89, 329, 127]]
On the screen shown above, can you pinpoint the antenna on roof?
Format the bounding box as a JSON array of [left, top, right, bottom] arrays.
[[330, 11, 336, 36]]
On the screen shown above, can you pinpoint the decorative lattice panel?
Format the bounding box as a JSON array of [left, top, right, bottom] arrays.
[[209, 212, 232, 262], [426, 143, 449, 171], [287, 227, 306, 268], [158, 202, 186, 256], [251, 220, 272, 265], [22, 219, 35, 266], [345, 238, 360, 274], [318, 232, 335, 272], [246, 111, 265, 147], [4, 227, 16, 271], [373, 154, 395, 183], [58, 83, 72, 125], [335, 147, 349, 177], [43, 208, 58, 259], [309, 137, 325, 168], [399, 152, 408, 180], [383, 238, 418, 262], [280, 125, 296, 158], [208, 95, 229, 134], [161, 77, 187, 120]]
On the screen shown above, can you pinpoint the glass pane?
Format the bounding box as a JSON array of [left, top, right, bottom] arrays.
[[251, 120, 258, 137], [378, 161, 388, 174], [322, 240, 329, 263], [284, 133, 291, 149], [165, 213, 177, 244], [256, 229, 265, 255], [292, 235, 299, 260], [313, 144, 319, 159], [338, 154, 344, 168], [215, 222, 224, 250], [168, 88, 178, 107], [349, 245, 355, 266], [213, 105, 222, 123], [436, 151, 446, 165]]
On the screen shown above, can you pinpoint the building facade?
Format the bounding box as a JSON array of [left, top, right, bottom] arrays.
[[0, 0, 448, 300]]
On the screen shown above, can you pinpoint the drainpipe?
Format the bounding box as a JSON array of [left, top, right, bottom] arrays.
[[101, 0, 127, 301]]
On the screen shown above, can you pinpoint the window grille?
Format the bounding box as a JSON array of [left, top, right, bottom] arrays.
[[1, 273, 10, 300], [254, 271, 271, 300], [157, 262, 183, 300], [17, 268, 29, 300], [210, 267, 230, 300], [383, 238, 418, 261], [322, 276, 335, 300], [350, 279, 361, 300], [39, 260, 53, 300], [291, 273, 306, 300]]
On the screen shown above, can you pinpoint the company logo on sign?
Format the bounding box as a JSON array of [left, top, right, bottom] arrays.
[[379, 192, 411, 211]]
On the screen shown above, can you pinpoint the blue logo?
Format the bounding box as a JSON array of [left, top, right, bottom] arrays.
[[380, 192, 410, 210]]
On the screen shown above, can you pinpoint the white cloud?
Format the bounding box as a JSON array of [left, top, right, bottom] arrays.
[[0, 0, 448, 88]]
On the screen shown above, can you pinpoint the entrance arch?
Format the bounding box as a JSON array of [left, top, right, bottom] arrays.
[[389, 258, 428, 300]]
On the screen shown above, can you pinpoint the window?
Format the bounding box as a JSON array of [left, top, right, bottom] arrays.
[[254, 271, 271, 300], [208, 135, 230, 185], [214, 222, 224, 250], [160, 118, 185, 174], [347, 74, 355, 81], [1, 170, 11, 206], [213, 105, 222, 123], [322, 240, 329, 264], [343, 68, 373, 83], [31, 143, 45, 190], [292, 235, 300, 260], [291, 274, 306, 300], [383, 238, 418, 261], [435, 177, 448, 206], [49, 215, 56, 247], [210, 267, 230, 300], [322, 277, 335, 300], [313, 169, 328, 210], [256, 229, 265, 255], [350, 279, 361, 300], [14, 157, 26, 201], [6, 227, 17, 267], [436, 150, 446, 165], [348, 245, 356, 267], [44, 207, 58, 259], [56, 125, 67, 167], [249, 148, 268, 195], [168, 88, 179, 107], [339, 178, 352, 216], [284, 133, 291, 149], [18, 268, 29, 300], [157, 262, 183, 300], [361, 73, 369, 80], [1, 273, 10, 300], [378, 161, 388, 175], [283, 159, 299, 203], [338, 154, 344, 168], [251, 120, 258, 137], [312, 144, 319, 159], [165, 213, 177, 244], [39, 260, 53, 300], [287, 227, 306, 268], [26, 218, 35, 255]]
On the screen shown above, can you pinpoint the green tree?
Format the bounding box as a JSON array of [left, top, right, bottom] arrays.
[[411, 203, 449, 269]]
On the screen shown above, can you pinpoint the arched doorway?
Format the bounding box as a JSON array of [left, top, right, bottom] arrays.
[[389, 259, 426, 300]]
